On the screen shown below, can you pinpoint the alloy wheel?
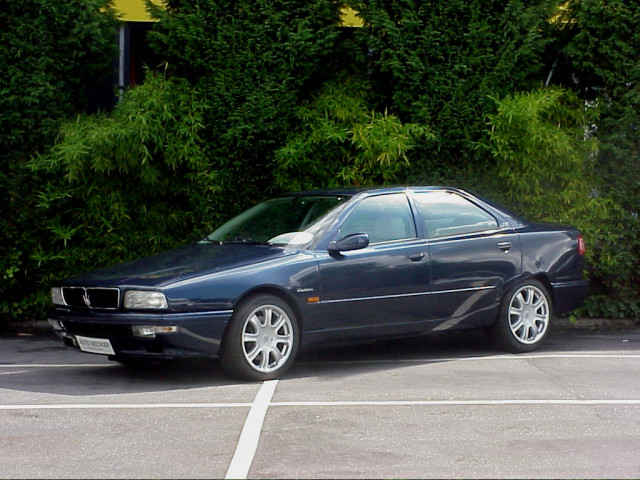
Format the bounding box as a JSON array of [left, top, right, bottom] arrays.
[[508, 285, 550, 345], [241, 304, 294, 373]]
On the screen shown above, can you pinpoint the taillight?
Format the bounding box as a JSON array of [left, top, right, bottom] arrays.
[[577, 235, 586, 256]]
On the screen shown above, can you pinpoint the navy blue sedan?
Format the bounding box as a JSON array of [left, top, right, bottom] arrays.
[[49, 187, 588, 380]]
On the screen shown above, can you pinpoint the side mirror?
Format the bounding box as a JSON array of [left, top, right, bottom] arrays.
[[328, 233, 369, 253]]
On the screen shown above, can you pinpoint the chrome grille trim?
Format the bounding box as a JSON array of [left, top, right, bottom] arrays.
[[60, 287, 121, 310]]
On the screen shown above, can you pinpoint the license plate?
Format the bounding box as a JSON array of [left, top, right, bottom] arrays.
[[76, 335, 115, 355]]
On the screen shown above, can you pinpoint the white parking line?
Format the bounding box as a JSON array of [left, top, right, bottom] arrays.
[[299, 353, 640, 365], [0, 403, 250, 410], [460, 353, 640, 360], [225, 380, 278, 480], [270, 399, 640, 407], [1, 354, 638, 370], [2, 398, 638, 412], [0, 364, 113, 368]]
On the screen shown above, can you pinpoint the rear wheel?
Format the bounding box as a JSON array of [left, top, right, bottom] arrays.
[[219, 294, 299, 381], [491, 280, 552, 353]]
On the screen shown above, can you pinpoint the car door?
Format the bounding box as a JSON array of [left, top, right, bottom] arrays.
[[316, 193, 431, 332], [412, 190, 521, 329]]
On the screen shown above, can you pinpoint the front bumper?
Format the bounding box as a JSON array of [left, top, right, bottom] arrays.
[[48, 308, 233, 359]]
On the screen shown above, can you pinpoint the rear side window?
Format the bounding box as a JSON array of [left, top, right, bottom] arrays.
[[339, 194, 417, 244], [413, 191, 498, 238]]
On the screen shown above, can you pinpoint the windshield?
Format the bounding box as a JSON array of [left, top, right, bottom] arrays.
[[205, 195, 348, 247]]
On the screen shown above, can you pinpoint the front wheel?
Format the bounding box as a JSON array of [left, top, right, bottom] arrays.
[[491, 280, 552, 353], [219, 294, 299, 381]]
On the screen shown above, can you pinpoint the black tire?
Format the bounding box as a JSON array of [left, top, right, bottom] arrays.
[[490, 279, 552, 353], [219, 294, 300, 381]]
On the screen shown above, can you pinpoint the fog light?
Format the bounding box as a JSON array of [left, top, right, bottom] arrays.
[[132, 325, 178, 338], [133, 326, 156, 338]]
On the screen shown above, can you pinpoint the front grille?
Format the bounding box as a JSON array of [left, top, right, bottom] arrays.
[[61, 287, 120, 310]]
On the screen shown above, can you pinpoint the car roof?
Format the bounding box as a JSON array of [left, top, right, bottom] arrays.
[[276, 185, 456, 198], [276, 186, 527, 227]]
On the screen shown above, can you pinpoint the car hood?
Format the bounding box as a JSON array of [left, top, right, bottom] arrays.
[[60, 243, 295, 288]]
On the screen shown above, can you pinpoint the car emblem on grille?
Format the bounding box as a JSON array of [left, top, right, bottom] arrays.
[[82, 289, 92, 308]]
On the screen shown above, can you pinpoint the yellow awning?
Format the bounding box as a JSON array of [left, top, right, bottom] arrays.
[[113, 0, 364, 26], [113, 0, 156, 22]]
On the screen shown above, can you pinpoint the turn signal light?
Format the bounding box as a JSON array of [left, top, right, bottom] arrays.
[[132, 325, 178, 338]]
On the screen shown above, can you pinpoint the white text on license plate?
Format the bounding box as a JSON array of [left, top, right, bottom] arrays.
[[76, 335, 115, 355]]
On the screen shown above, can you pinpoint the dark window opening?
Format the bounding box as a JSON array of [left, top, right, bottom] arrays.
[[87, 22, 162, 113], [128, 22, 162, 86]]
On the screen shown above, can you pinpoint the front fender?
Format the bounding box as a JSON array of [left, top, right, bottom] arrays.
[[162, 251, 322, 329]]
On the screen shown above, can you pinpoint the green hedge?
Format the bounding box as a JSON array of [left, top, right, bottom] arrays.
[[2, 0, 638, 321], [0, 0, 117, 320]]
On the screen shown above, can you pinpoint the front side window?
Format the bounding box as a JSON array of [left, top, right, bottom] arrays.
[[339, 194, 417, 244], [414, 191, 498, 238]]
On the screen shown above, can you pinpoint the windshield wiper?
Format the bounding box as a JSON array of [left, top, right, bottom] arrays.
[[216, 237, 269, 245], [200, 237, 222, 244], [200, 236, 271, 245]]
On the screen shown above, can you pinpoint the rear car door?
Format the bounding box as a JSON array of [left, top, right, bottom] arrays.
[[412, 190, 521, 329]]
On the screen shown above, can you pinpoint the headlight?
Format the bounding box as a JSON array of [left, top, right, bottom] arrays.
[[51, 287, 65, 306], [123, 290, 168, 310]]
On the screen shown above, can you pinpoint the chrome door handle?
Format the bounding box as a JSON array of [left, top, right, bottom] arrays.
[[497, 241, 512, 253], [409, 252, 426, 262]]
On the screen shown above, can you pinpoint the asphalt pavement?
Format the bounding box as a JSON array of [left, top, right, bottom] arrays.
[[1, 327, 639, 478]]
